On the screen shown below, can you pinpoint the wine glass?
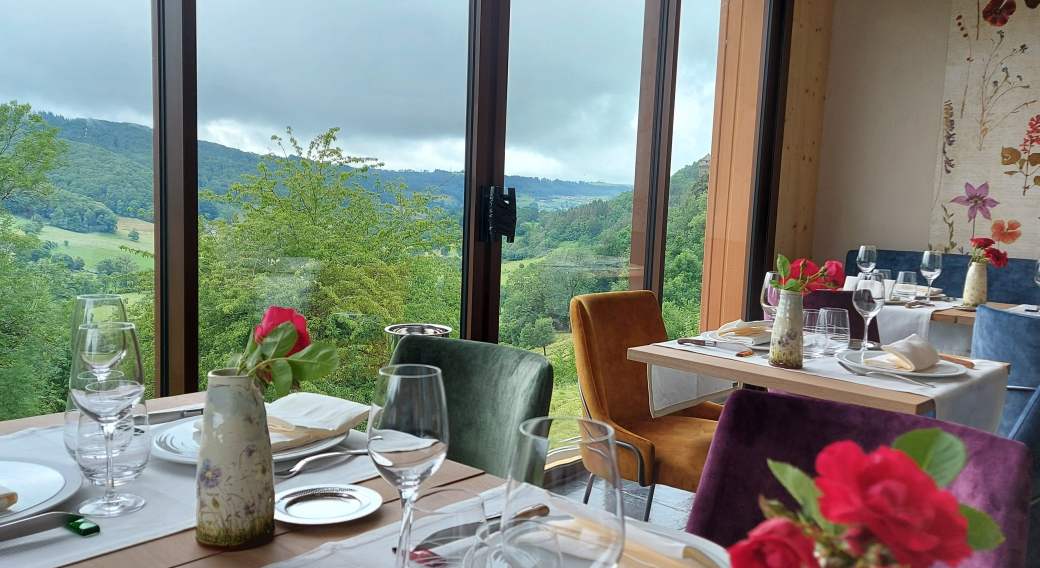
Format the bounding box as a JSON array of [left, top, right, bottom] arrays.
[[65, 294, 129, 459], [856, 245, 877, 274], [760, 271, 781, 318], [819, 308, 850, 356], [920, 251, 943, 305], [852, 273, 885, 355], [368, 364, 449, 568], [76, 321, 141, 381], [499, 417, 624, 568]]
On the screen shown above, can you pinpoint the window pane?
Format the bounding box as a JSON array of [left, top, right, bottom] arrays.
[[0, 1, 155, 419], [662, 1, 721, 338], [500, 1, 645, 420], [196, 1, 467, 402]]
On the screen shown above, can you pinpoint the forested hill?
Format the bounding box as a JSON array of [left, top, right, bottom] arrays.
[[36, 112, 631, 223]]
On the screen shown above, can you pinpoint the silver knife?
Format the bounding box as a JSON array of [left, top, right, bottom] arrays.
[[0, 512, 86, 542], [136, 407, 203, 426]]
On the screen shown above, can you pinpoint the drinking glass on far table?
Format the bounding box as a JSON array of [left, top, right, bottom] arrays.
[[760, 271, 781, 318], [894, 271, 918, 302], [852, 273, 885, 354], [802, 309, 824, 360], [920, 251, 943, 304], [819, 308, 850, 355], [856, 245, 877, 274], [368, 364, 449, 568]]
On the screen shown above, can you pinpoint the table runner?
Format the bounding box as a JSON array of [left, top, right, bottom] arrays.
[[650, 341, 1007, 432], [0, 409, 379, 568], [648, 366, 739, 418], [875, 300, 976, 355]]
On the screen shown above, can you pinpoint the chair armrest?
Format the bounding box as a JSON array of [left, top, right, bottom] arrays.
[[590, 417, 656, 486], [676, 401, 724, 421], [1008, 386, 1037, 392]]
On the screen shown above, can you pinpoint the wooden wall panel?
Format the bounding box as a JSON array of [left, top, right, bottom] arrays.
[[773, 0, 833, 261]]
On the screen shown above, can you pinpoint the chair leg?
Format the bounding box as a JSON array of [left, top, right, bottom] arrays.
[[583, 472, 596, 504], [643, 484, 656, 522]]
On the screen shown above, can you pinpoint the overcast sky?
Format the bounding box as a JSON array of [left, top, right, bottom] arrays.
[[0, 0, 719, 184]]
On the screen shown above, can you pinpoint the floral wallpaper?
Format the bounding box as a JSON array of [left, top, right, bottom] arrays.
[[930, 0, 1039, 257]]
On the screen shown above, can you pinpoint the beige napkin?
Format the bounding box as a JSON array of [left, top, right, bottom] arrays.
[[716, 319, 771, 345], [546, 517, 712, 568], [0, 483, 16, 512], [865, 333, 940, 372], [916, 285, 943, 297]]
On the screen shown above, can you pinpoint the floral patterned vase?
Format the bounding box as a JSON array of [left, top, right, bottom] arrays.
[[195, 369, 275, 550], [963, 261, 988, 308], [769, 290, 804, 369]]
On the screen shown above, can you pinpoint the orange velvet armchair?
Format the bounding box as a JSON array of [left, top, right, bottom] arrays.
[[570, 290, 721, 520]]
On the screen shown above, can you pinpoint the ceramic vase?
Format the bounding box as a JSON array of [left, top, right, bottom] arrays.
[[963, 261, 988, 308], [195, 369, 275, 550], [769, 290, 804, 369]]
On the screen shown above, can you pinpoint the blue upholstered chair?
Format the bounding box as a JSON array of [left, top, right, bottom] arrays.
[[972, 304, 1040, 566], [843, 249, 1040, 305]]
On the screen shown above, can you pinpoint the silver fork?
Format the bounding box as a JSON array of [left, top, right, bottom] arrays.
[[837, 360, 934, 389], [274, 449, 369, 480]]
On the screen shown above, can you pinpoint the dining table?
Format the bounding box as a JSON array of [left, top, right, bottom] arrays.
[[0, 393, 502, 568], [874, 301, 1020, 355]]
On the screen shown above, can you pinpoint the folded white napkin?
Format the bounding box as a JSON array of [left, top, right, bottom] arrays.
[[0, 483, 16, 512], [842, 275, 859, 291], [865, 333, 940, 372], [883, 279, 895, 301], [716, 319, 771, 345], [917, 285, 943, 297]]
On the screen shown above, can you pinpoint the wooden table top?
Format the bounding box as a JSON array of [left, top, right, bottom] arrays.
[[930, 302, 1016, 325], [1, 393, 503, 568]]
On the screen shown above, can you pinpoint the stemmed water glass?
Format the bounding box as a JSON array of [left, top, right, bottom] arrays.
[[368, 365, 449, 568], [921, 251, 943, 305], [856, 245, 877, 274], [852, 274, 885, 355], [760, 271, 781, 318], [70, 322, 146, 516]]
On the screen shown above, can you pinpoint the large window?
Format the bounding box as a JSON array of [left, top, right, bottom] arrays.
[[499, 0, 646, 420], [195, 1, 468, 402], [0, 1, 155, 420], [661, 0, 721, 339]]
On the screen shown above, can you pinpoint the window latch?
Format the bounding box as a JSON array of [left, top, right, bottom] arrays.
[[479, 186, 516, 243]]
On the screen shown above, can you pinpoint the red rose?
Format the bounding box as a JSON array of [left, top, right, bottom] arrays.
[[820, 260, 846, 289], [814, 442, 972, 568], [728, 518, 820, 568], [254, 306, 311, 356], [984, 247, 1009, 268], [970, 237, 995, 250]]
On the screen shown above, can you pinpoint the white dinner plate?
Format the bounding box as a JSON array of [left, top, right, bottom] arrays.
[[151, 417, 348, 465], [0, 459, 83, 524], [273, 484, 381, 525], [704, 331, 770, 351], [628, 518, 731, 568], [838, 350, 968, 378]]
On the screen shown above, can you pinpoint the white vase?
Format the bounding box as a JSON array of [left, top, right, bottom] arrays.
[[195, 369, 275, 550], [963, 262, 988, 308], [769, 290, 804, 369]]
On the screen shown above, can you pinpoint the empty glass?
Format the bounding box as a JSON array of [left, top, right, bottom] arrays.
[[921, 251, 943, 303], [856, 245, 877, 274], [400, 487, 488, 568], [853, 274, 885, 354], [802, 310, 824, 360], [499, 417, 624, 568], [894, 271, 918, 302], [75, 398, 150, 487], [819, 308, 850, 356], [760, 271, 781, 318], [368, 364, 449, 568]]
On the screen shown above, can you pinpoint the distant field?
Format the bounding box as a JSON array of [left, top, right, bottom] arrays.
[[36, 217, 154, 270]]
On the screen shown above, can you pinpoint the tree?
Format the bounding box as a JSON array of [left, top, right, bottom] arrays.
[[0, 101, 68, 202], [520, 317, 556, 355], [128, 229, 140, 242]]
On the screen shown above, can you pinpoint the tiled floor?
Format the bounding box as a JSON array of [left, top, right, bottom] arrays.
[[553, 471, 694, 530]]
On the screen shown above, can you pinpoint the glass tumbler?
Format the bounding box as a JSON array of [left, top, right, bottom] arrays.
[[75, 399, 151, 486]]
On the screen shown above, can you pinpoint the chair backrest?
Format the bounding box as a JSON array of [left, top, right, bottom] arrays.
[[687, 389, 1031, 568], [973, 305, 1040, 436], [844, 249, 1040, 305], [388, 335, 553, 478], [803, 290, 879, 343], [570, 290, 666, 424]]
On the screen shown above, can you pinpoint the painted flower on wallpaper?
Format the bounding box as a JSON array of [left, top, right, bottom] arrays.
[[984, 0, 1018, 26], [992, 219, 1023, 243], [1000, 115, 1040, 194], [951, 182, 999, 220]]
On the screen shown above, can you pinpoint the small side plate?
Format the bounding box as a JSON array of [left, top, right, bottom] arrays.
[[274, 484, 382, 525], [0, 460, 83, 525]]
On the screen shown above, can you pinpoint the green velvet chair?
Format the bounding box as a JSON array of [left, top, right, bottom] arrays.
[[389, 335, 554, 478]]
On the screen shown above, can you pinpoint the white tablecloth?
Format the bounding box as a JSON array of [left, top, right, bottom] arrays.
[[649, 341, 1007, 432], [876, 300, 974, 355], [0, 408, 379, 568]]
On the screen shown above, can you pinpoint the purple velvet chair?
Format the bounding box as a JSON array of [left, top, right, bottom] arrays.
[[803, 290, 879, 344], [686, 390, 1031, 568]]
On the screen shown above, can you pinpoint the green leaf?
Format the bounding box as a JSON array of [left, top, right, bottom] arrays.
[[893, 428, 967, 487], [286, 342, 339, 381], [960, 505, 1005, 551], [767, 460, 838, 533], [244, 335, 262, 370], [269, 359, 293, 399], [227, 353, 242, 368], [260, 321, 298, 360], [777, 254, 791, 279]]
